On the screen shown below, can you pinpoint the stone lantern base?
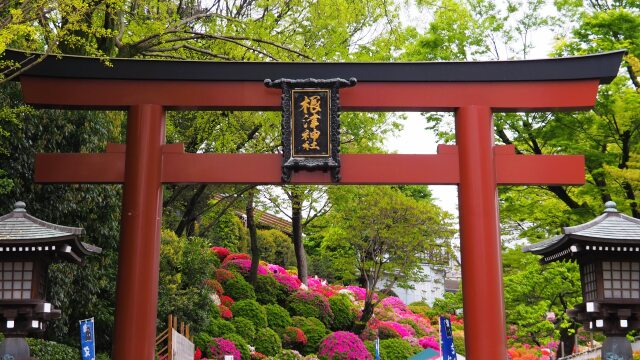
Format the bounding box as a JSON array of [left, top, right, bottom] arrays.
[[602, 336, 633, 360], [0, 337, 31, 360]]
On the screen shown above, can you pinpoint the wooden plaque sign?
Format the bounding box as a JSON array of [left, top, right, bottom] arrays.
[[265, 78, 356, 182]]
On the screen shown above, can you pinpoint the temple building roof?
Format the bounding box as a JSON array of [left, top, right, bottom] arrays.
[[523, 201, 640, 263], [0, 202, 101, 262]]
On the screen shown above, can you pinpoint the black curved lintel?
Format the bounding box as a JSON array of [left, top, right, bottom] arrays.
[[1, 49, 625, 84]]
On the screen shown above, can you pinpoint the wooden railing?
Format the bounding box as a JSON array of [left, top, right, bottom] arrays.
[[156, 314, 191, 360]]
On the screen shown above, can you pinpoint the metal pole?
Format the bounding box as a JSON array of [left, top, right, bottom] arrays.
[[456, 106, 507, 359], [112, 104, 165, 359]]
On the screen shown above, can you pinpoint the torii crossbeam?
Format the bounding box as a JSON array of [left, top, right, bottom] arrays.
[[4, 49, 624, 359]]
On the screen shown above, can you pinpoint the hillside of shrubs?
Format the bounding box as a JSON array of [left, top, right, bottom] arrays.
[[190, 245, 456, 360]]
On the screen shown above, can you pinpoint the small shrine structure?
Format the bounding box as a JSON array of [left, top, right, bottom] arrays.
[[0, 201, 101, 359], [524, 201, 640, 360]]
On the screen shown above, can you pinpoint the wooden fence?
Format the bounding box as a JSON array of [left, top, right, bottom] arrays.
[[156, 314, 192, 360]]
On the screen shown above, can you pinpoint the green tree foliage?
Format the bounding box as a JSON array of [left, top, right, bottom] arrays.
[[0, 83, 123, 351], [157, 230, 217, 334], [502, 248, 582, 350], [231, 317, 256, 343], [258, 229, 296, 268], [318, 185, 454, 332]]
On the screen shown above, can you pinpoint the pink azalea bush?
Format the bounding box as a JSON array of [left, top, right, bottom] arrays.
[[222, 258, 269, 276], [205, 338, 241, 360], [318, 331, 372, 360], [418, 336, 440, 351], [274, 272, 302, 291]]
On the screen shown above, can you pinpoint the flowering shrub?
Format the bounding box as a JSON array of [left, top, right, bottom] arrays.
[[287, 290, 334, 327], [254, 274, 287, 305], [251, 352, 268, 359], [223, 333, 251, 360], [211, 247, 231, 262], [264, 303, 292, 333], [292, 316, 329, 355], [194, 347, 202, 360], [220, 295, 234, 307], [222, 258, 269, 276], [219, 305, 232, 319], [282, 326, 308, 351], [398, 318, 427, 337], [382, 321, 414, 338], [254, 328, 283, 357], [345, 286, 367, 301], [318, 331, 372, 360], [274, 272, 302, 292], [215, 268, 236, 284], [267, 264, 288, 274], [418, 336, 439, 351], [380, 297, 408, 312], [205, 279, 224, 296], [206, 319, 236, 338], [222, 253, 251, 266], [231, 299, 268, 329], [205, 338, 241, 360]]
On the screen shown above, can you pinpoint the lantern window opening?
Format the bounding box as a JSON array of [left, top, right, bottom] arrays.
[[602, 261, 640, 299], [582, 263, 598, 301], [0, 261, 34, 300]]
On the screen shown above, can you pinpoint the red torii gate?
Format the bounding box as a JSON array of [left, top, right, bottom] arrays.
[[4, 49, 623, 359]]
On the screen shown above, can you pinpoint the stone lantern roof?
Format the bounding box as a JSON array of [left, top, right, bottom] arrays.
[[523, 201, 640, 264], [0, 202, 101, 263]]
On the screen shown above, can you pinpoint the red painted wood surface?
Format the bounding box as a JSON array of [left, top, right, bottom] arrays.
[[112, 105, 165, 360], [35, 146, 584, 185], [20, 76, 600, 112], [456, 106, 507, 358]]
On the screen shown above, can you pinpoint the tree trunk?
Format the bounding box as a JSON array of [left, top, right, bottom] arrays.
[[174, 184, 207, 237], [291, 190, 308, 285], [247, 190, 259, 284], [353, 297, 375, 335]]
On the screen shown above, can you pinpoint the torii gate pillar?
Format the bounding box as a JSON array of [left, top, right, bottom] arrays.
[[3, 49, 624, 359], [113, 105, 165, 359], [457, 106, 505, 356]]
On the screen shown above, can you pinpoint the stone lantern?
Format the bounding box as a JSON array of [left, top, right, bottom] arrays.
[[0, 202, 101, 359], [523, 201, 640, 360]]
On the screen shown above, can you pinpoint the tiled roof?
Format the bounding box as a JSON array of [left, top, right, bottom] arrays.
[[0, 202, 101, 257], [523, 201, 640, 254], [0, 202, 83, 240]]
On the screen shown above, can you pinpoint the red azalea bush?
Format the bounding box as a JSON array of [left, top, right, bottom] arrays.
[[282, 326, 308, 350], [210, 247, 231, 262], [221, 253, 251, 266], [318, 331, 372, 360], [194, 347, 202, 360], [220, 295, 234, 307], [205, 338, 241, 360], [219, 305, 233, 319], [215, 268, 236, 284], [205, 279, 224, 296]]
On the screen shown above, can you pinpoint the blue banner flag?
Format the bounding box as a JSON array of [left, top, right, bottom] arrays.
[[440, 316, 457, 360], [79, 318, 96, 360], [375, 337, 380, 360]]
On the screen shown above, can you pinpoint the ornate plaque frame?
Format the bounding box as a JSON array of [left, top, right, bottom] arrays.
[[265, 78, 356, 182]]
